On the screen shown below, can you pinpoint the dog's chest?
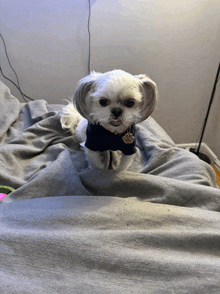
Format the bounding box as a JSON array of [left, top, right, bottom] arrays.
[[85, 123, 136, 155]]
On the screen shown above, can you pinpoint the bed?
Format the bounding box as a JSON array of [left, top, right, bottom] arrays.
[[1, 80, 220, 293]]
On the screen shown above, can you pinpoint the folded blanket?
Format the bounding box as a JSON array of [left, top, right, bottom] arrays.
[[2, 195, 220, 293], [0, 81, 219, 210]]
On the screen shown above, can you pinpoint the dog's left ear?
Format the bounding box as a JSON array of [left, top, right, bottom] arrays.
[[135, 74, 158, 123]]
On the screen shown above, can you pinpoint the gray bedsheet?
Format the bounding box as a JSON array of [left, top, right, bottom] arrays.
[[1, 81, 220, 293]]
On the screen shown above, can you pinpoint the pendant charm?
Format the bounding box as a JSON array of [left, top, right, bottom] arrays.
[[122, 132, 135, 144]]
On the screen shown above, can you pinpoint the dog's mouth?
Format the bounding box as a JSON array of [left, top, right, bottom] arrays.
[[109, 119, 122, 127]]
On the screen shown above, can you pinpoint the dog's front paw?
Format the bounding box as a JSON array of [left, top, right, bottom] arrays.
[[85, 148, 106, 169], [85, 147, 135, 171]]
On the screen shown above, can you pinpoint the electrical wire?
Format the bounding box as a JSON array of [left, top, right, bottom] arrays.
[[0, 32, 34, 102], [87, 0, 91, 74], [0, 33, 21, 90], [194, 62, 220, 155], [0, 66, 27, 102]]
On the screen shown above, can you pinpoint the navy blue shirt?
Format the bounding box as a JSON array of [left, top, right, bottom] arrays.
[[85, 123, 136, 155]]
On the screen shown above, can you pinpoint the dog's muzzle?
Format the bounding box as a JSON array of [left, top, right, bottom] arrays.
[[110, 108, 123, 126]]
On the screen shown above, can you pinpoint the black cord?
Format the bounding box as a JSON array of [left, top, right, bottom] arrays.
[[190, 61, 220, 161], [0, 32, 34, 101], [0, 66, 28, 102], [87, 0, 91, 74], [0, 33, 21, 89], [196, 62, 220, 154]]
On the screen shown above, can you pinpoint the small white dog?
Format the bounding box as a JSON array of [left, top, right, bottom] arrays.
[[60, 69, 158, 171]]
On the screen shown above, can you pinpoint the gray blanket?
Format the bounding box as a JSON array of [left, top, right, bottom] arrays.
[[1, 81, 220, 293]]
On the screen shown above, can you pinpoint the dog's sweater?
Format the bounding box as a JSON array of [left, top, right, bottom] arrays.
[[85, 123, 136, 155]]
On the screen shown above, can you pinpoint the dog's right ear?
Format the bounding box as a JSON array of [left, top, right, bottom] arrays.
[[73, 75, 95, 120], [73, 71, 101, 121]]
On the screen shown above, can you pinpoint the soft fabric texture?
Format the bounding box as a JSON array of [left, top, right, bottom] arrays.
[[85, 122, 136, 155], [1, 81, 220, 293]]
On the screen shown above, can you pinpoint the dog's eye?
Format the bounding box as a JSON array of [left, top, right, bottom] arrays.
[[124, 99, 135, 108], [99, 98, 109, 107]]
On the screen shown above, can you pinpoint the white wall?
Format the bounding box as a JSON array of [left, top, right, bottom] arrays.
[[0, 0, 90, 101], [0, 0, 220, 158]]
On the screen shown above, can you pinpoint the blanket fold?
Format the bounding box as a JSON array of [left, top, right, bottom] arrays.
[[2, 196, 220, 293], [0, 81, 219, 211]]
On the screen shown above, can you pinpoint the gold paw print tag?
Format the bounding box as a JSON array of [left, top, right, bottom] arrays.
[[122, 132, 135, 144]]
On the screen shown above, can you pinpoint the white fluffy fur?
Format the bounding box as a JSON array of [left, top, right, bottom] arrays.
[[60, 69, 158, 171]]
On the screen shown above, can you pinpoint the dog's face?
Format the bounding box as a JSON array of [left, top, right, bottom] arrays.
[[74, 70, 158, 134]]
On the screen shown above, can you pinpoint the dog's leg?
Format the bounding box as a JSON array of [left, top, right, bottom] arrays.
[[84, 148, 107, 169], [84, 147, 135, 171], [113, 152, 135, 171]]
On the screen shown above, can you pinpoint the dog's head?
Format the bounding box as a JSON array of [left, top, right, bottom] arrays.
[[73, 69, 158, 133]]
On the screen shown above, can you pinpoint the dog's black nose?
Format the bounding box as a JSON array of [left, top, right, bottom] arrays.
[[111, 108, 123, 118]]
